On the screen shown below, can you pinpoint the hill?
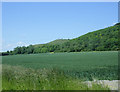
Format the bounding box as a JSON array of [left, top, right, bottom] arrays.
[[3, 23, 119, 55], [34, 39, 69, 47], [62, 23, 119, 51], [46, 39, 69, 45]]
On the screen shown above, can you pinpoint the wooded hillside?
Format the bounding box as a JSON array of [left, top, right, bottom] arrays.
[[2, 23, 119, 55]]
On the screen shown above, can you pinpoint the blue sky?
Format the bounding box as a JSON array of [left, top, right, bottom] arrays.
[[2, 2, 118, 51]]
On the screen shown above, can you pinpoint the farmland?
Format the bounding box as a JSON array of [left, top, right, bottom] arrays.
[[2, 51, 118, 83], [2, 51, 118, 90]]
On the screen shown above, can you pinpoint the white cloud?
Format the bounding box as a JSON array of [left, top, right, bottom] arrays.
[[17, 41, 29, 47], [112, 22, 117, 25], [109, 22, 118, 27], [1, 41, 29, 52]]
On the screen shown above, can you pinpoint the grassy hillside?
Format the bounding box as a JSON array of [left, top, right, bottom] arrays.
[[3, 23, 119, 55]]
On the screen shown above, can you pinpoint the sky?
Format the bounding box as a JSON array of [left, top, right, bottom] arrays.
[[2, 2, 118, 52]]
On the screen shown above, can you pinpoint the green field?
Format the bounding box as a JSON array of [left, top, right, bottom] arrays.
[[2, 51, 118, 90], [2, 51, 118, 80]]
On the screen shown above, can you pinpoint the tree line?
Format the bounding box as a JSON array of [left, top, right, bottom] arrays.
[[2, 23, 120, 56]]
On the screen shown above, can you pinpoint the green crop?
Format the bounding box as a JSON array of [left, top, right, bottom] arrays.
[[2, 65, 110, 90], [2, 51, 118, 80]]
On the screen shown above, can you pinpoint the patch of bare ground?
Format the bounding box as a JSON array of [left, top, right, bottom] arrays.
[[84, 80, 119, 90]]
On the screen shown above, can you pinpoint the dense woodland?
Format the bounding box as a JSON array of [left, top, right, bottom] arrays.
[[2, 23, 120, 56]]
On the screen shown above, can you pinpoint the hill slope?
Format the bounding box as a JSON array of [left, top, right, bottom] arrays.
[[34, 39, 69, 47], [3, 23, 119, 55], [62, 23, 119, 51], [46, 39, 69, 45]]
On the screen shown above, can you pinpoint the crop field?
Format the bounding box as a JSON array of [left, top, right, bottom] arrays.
[[2, 51, 118, 80], [2, 51, 118, 90]]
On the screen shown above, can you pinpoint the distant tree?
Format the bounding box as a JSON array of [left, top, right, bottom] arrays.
[[14, 47, 21, 54], [41, 48, 48, 53], [7, 51, 9, 54], [21, 46, 26, 54], [27, 45, 34, 54]]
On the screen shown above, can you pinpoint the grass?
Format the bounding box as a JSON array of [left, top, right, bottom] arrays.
[[2, 65, 110, 90], [2, 51, 118, 90], [2, 51, 118, 80]]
